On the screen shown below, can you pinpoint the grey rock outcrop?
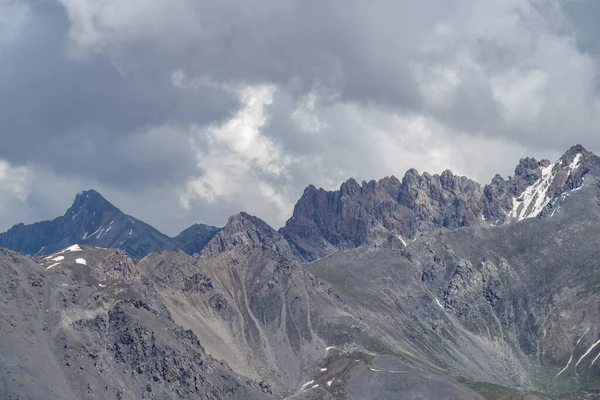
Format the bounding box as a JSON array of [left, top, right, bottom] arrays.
[[281, 169, 484, 260], [201, 212, 293, 258], [0, 246, 272, 400], [283, 145, 600, 260]]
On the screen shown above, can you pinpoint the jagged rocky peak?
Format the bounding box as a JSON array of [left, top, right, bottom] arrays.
[[511, 157, 552, 193], [484, 144, 600, 223], [282, 146, 600, 261], [398, 168, 483, 223], [201, 212, 290, 257], [222, 212, 275, 234], [281, 170, 484, 261]]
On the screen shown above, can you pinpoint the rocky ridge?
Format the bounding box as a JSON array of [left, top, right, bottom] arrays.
[[282, 144, 600, 260], [1, 145, 600, 399]]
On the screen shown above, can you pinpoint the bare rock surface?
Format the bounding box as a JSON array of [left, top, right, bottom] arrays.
[[2, 145, 600, 399]]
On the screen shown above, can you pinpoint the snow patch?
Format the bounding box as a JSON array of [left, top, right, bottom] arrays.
[[88, 226, 102, 238], [46, 262, 61, 270], [98, 284, 106, 288], [576, 339, 600, 366], [556, 355, 572, 377], [576, 329, 590, 347], [326, 346, 336, 352], [397, 235, 407, 247], [509, 162, 556, 221], [592, 351, 600, 366], [435, 297, 444, 310], [44, 244, 82, 259], [34, 246, 46, 257], [128, 229, 133, 236], [300, 380, 314, 391], [570, 178, 585, 192], [50, 256, 65, 262], [320, 368, 327, 372], [568, 153, 582, 171], [327, 379, 334, 387], [76, 258, 87, 265], [369, 368, 381, 372]]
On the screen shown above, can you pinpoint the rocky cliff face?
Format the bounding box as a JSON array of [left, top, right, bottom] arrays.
[[483, 144, 599, 224], [280, 171, 484, 261], [282, 145, 600, 260], [200, 212, 293, 258]]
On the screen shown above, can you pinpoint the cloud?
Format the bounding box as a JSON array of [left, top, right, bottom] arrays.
[[0, 159, 29, 201], [181, 83, 295, 225], [0, 0, 599, 234]]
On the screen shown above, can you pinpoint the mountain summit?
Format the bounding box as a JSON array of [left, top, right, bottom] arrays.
[[66, 189, 120, 216], [0, 190, 176, 258]]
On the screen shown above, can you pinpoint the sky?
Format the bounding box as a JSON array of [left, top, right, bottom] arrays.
[[1, 0, 600, 236]]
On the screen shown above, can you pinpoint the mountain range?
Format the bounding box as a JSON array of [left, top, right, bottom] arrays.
[[1, 144, 599, 399]]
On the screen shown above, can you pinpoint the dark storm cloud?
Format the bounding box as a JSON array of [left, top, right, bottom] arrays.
[[52, 0, 600, 149], [0, 0, 237, 188], [1, 0, 600, 234]]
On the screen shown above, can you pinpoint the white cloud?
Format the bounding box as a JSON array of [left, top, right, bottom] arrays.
[[292, 92, 328, 133], [0, 159, 29, 200], [491, 69, 548, 127], [181, 83, 294, 225], [57, 0, 204, 58], [0, 159, 32, 230]]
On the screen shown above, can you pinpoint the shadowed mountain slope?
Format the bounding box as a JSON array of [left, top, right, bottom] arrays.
[[0, 190, 220, 258]]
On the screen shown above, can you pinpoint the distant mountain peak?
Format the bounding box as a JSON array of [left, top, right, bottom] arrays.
[[557, 144, 593, 169], [66, 189, 120, 217], [174, 223, 220, 256], [201, 212, 290, 257], [0, 188, 179, 258], [220, 212, 280, 241]]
